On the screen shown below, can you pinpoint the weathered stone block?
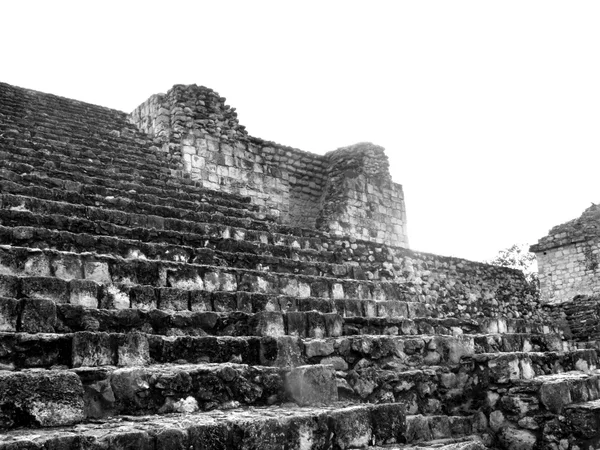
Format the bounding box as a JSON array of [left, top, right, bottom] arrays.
[[285, 312, 307, 337], [0, 274, 19, 298], [23, 253, 52, 277], [52, 255, 83, 280], [305, 311, 326, 338], [72, 331, 117, 367], [251, 311, 285, 337], [0, 297, 19, 332], [130, 285, 157, 310], [83, 259, 112, 284], [285, 364, 337, 406], [304, 339, 335, 358], [20, 298, 58, 333], [100, 284, 130, 309], [211, 292, 237, 312], [118, 332, 150, 366], [0, 370, 84, 428], [22, 276, 69, 303], [260, 336, 303, 368], [323, 313, 343, 337], [158, 287, 189, 311], [69, 279, 99, 308], [329, 405, 372, 449], [371, 403, 406, 445], [190, 290, 212, 312]]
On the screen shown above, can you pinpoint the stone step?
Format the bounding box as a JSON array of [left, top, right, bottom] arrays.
[[0, 246, 418, 305], [0, 89, 174, 164], [1, 133, 180, 178], [7, 301, 558, 340], [0, 224, 370, 282], [0, 179, 396, 258], [0, 147, 260, 213], [0, 203, 333, 264], [371, 436, 487, 450], [465, 349, 599, 383], [0, 402, 408, 448], [0, 328, 567, 372], [0, 189, 290, 244], [1, 285, 427, 327], [0, 166, 268, 223], [0, 124, 179, 180], [0, 362, 318, 428], [76, 362, 291, 419], [348, 316, 564, 338], [0, 331, 276, 370], [0, 82, 136, 124], [563, 398, 600, 443]]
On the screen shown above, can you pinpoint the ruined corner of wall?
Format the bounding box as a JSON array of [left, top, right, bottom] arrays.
[[317, 142, 408, 248]]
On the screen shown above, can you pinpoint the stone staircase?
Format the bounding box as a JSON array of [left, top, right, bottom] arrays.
[[0, 81, 597, 450]]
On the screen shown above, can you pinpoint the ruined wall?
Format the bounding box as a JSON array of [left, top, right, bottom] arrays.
[[268, 233, 544, 322], [533, 240, 600, 304], [318, 144, 407, 247], [531, 204, 600, 304], [130, 84, 407, 247]]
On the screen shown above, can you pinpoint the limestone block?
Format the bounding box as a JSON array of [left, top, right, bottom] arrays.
[[190, 291, 212, 312], [251, 311, 285, 337], [83, 260, 112, 284], [69, 279, 99, 308], [101, 284, 130, 309], [285, 364, 338, 406], [158, 288, 189, 311], [0, 274, 19, 298], [497, 426, 536, 450], [260, 336, 303, 368], [118, 332, 150, 366], [52, 255, 83, 280], [323, 313, 343, 337], [72, 331, 117, 367], [22, 276, 69, 303], [0, 297, 19, 331], [20, 298, 58, 333], [305, 311, 326, 338], [332, 283, 345, 300], [130, 285, 157, 310], [304, 339, 335, 358], [0, 370, 84, 428], [329, 406, 372, 448], [23, 253, 52, 277], [80, 376, 116, 419], [285, 311, 307, 337]]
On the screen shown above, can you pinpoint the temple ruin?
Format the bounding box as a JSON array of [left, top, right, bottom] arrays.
[[0, 81, 598, 450]]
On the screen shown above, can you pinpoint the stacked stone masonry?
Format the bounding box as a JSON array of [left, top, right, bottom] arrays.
[[130, 84, 408, 247], [532, 204, 600, 304], [0, 80, 597, 450]]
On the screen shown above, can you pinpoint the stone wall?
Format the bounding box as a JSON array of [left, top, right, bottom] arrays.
[[318, 144, 407, 247], [533, 239, 600, 304], [130, 84, 407, 247], [531, 204, 600, 304], [299, 236, 544, 322]]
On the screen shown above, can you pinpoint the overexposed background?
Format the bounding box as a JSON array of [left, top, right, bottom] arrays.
[[2, 1, 599, 262]]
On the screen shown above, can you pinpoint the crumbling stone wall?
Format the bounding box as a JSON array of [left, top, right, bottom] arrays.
[[130, 84, 407, 247], [324, 238, 544, 321], [531, 204, 600, 304], [317, 144, 407, 247]]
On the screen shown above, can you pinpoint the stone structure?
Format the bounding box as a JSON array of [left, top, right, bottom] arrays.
[[130, 85, 408, 247], [0, 80, 599, 449], [531, 204, 600, 304]]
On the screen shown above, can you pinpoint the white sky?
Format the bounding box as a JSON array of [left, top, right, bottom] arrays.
[[2, 1, 600, 262]]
